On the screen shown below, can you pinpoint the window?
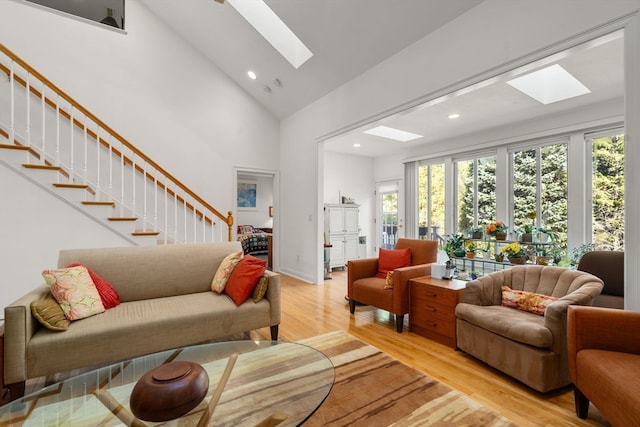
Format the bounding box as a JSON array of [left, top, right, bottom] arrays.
[[456, 156, 496, 234], [511, 142, 568, 246], [418, 163, 445, 237], [590, 133, 624, 250]]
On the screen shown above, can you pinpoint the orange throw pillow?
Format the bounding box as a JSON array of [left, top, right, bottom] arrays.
[[376, 248, 411, 278], [225, 255, 267, 305]]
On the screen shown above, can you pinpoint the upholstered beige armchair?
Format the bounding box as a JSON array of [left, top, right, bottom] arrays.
[[348, 238, 438, 333], [455, 266, 603, 392]]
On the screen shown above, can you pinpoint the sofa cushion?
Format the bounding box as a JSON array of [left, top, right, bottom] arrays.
[[42, 266, 106, 321], [455, 303, 553, 348], [65, 263, 120, 309], [376, 248, 411, 279], [211, 251, 243, 293], [31, 292, 70, 331], [384, 271, 395, 289], [501, 286, 558, 315], [252, 274, 269, 303], [225, 255, 267, 305]]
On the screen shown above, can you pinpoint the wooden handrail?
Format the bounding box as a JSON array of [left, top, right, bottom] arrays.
[[0, 43, 233, 241]]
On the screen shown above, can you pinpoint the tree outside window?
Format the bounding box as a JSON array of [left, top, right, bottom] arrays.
[[512, 144, 567, 247], [457, 157, 496, 234], [592, 134, 624, 250], [418, 163, 445, 236]]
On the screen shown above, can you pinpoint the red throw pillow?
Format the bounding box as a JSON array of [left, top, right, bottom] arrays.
[[65, 263, 120, 309], [225, 255, 267, 305], [376, 248, 411, 279]]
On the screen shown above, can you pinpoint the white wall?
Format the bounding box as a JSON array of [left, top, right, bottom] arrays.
[[323, 151, 374, 257], [0, 0, 280, 310], [0, 163, 132, 315], [280, 0, 640, 285]]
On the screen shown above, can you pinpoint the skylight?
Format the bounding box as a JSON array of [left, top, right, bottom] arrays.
[[506, 64, 590, 104], [363, 126, 423, 142], [228, 0, 313, 69]]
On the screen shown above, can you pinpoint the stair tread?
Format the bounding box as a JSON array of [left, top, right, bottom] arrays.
[[23, 164, 61, 171], [82, 201, 116, 206], [53, 183, 89, 189], [132, 231, 161, 236], [108, 217, 138, 221]]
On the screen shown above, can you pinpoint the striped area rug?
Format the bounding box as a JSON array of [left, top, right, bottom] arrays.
[[301, 331, 517, 426]]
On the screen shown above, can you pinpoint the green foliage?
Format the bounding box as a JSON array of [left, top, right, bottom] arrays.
[[592, 135, 624, 250]]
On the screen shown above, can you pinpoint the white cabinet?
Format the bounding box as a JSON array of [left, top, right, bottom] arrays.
[[324, 204, 360, 269]]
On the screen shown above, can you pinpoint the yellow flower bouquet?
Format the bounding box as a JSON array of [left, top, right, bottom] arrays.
[[501, 242, 527, 264]]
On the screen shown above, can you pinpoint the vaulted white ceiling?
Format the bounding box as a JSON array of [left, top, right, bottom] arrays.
[[139, 1, 624, 158], [139, 0, 484, 119]]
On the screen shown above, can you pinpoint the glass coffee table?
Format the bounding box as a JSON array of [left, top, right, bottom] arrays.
[[0, 340, 334, 426]]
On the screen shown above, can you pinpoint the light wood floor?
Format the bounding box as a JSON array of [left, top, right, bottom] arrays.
[[257, 270, 609, 427], [17, 270, 609, 426]]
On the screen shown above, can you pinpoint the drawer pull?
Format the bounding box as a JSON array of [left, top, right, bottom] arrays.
[[424, 320, 437, 327], [424, 292, 438, 298], [423, 306, 437, 312]]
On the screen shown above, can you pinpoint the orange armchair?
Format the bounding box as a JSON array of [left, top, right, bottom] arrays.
[[567, 305, 640, 425], [347, 239, 438, 332]]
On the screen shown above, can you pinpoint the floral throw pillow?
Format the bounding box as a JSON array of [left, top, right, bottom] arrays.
[[211, 251, 243, 293], [42, 266, 105, 321], [501, 286, 558, 316], [384, 271, 395, 289]]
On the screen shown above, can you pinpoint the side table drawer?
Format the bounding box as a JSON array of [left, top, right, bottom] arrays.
[[411, 285, 457, 306], [410, 305, 456, 337]]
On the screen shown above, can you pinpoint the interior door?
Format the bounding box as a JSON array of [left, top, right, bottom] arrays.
[[377, 181, 403, 250]]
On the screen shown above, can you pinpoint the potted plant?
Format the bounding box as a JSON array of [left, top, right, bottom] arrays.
[[520, 211, 536, 242], [501, 242, 527, 264], [445, 234, 466, 258], [535, 247, 553, 265], [485, 221, 508, 240], [470, 226, 484, 239], [536, 227, 557, 243], [465, 241, 477, 259]]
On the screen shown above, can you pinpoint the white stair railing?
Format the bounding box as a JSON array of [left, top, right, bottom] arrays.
[[0, 43, 233, 244]]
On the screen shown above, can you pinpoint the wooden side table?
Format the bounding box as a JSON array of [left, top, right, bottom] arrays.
[[409, 277, 467, 349]]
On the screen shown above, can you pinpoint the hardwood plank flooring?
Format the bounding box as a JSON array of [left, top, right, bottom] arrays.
[[257, 270, 609, 427], [15, 270, 609, 426]]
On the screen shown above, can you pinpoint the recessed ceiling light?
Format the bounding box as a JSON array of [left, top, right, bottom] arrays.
[[448, 113, 460, 119], [247, 71, 257, 80], [228, 0, 313, 69], [507, 64, 590, 104], [363, 126, 423, 142], [353, 143, 361, 148]]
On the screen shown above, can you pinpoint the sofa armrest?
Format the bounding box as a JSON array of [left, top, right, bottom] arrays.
[[392, 263, 432, 314], [544, 280, 603, 355], [4, 285, 48, 385], [263, 271, 281, 327], [459, 274, 504, 306]]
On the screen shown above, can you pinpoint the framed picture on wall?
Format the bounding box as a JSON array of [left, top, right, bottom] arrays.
[[237, 181, 257, 210]]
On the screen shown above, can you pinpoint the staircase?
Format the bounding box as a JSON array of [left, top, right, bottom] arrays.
[[0, 43, 233, 245]]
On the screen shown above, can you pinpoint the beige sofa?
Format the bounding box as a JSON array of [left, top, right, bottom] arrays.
[[4, 242, 281, 399], [455, 266, 603, 393]]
